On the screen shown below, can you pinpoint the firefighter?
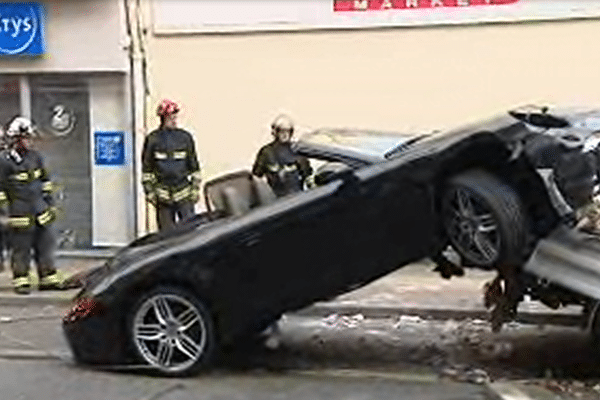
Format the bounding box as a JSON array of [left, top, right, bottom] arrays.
[[0, 117, 65, 294], [252, 114, 312, 197], [142, 99, 202, 231]]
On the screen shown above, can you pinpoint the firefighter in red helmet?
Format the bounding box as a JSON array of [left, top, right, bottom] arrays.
[[142, 99, 202, 231]]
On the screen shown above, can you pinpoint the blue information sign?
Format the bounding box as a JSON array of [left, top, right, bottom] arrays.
[[95, 132, 125, 166], [0, 2, 45, 56]]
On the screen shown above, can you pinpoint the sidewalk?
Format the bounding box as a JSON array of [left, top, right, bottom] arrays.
[[0, 255, 585, 326]]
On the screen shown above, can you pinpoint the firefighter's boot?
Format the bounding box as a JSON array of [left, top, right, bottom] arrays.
[[38, 271, 68, 291], [13, 275, 31, 295]]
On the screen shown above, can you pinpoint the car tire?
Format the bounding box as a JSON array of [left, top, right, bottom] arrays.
[[442, 169, 527, 269], [128, 286, 216, 376]]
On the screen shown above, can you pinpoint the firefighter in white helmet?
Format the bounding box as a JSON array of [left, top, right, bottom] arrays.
[[0, 117, 66, 294], [252, 114, 312, 197]]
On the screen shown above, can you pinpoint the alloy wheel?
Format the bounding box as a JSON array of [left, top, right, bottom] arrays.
[[443, 186, 501, 266], [132, 292, 208, 373]]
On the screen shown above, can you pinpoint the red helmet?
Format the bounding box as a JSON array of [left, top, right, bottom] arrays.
[[156, 99, 180, 117]]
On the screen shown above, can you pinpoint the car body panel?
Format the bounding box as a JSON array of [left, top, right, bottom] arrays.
[[524, 226, 600, 302], [64, 105, 600, 366]]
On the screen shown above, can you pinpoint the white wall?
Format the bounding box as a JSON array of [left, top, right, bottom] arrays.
[[89, 75, 135, 246], [145, 18, 600, 186]]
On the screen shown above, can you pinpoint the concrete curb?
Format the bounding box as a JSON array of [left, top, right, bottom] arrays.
[[297, 303, 585, 327], [0, 291, 78, 306], [0, 293, 586, 329], [0, 348, 70, 361]]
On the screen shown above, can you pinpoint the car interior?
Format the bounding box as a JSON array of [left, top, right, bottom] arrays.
[[203, 170, 278, 218], [202, 159, 355, 219]]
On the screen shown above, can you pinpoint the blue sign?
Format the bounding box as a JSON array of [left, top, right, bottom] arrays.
[[95, 132, 125, 166], [0, 3, 45, 56]]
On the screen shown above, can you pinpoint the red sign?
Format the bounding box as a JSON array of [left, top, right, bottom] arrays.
[[334, 0, 520, 12]]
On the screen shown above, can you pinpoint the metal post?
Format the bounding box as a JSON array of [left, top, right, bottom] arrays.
[[19, 75, 31, 119]]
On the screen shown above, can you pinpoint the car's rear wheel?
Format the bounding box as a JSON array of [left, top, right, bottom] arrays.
[[129, 286, 216, 376], [442, 170, 527, 268]]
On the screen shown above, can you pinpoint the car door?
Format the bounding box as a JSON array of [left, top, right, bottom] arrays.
[[212, 179, 352, 333], [332, 161, 438, 287]]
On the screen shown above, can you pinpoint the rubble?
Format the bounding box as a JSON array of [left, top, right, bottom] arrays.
[[475, 341, 514, 360], [439, 365, 490, 384], [320, 313, 365, 328]]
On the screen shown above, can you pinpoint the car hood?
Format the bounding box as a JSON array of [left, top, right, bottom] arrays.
[[78, 217, 232, 297]]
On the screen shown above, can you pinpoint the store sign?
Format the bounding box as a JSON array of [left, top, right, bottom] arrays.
[[94, 132, 125, 166], [334, 0, 519, 12], [0, 2, 44, 55], [153, 0, 600, 33]]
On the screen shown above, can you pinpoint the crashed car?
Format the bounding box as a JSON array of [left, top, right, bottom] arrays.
[[63, 105, 600, 375]]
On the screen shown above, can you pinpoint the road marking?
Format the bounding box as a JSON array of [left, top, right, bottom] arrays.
[[487, 382, 535, 400]]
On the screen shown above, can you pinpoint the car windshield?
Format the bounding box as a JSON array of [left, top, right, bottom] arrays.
[[303, 130, 411, 158]]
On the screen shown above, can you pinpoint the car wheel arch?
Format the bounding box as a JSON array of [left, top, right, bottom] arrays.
[[430, 138, 558, 237]]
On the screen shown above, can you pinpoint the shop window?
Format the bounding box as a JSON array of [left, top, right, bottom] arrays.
[[30, 75, 92, 248], [0, 77, 20, 130]]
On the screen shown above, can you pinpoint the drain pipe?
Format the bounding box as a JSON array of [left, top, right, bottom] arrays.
[[124, 0, 150, 237]]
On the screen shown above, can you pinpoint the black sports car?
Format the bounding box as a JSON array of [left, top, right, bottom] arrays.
[[63, 105, 600, 375]]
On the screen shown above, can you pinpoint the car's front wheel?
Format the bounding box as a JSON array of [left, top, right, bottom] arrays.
[[442, 170, 527, 269], [129, 286, 216, 376]]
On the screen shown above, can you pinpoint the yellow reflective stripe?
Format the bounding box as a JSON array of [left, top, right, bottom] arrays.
[[36, 208, 56, 225], [154, 152, 168, 160], [11, 172, 29, 182], [282, 164, 298, 173], [37, 211, 51, 225], [267, 164, 280, 173], [142, 172, 156, 183], [156, 188, 170, 200], [40, 272, 63, 285], [0, 191, 7, 204], [9, 216, 32, 228], [42, 181, 56, 192], [10, 169, 47, 183], [38, 168, 49, 179], [172, 151, 187, 159], [12, 276, 30, 287], [172, 186, 191, 202]]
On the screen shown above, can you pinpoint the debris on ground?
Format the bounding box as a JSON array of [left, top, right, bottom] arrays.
[[393, 315, 423, 330], [439, 364, 490, 384], [475, 341, 514, 360], [320, 313, 365, 328]]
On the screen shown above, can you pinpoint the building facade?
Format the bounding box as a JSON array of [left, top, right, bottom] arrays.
[[5, 1, 600, 245], [0, 0, 137, 248], [141, 1, 600, 221]]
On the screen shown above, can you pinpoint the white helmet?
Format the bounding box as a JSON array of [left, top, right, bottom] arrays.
[[271, 114, 294, 134], [6, 117, 35, 138]]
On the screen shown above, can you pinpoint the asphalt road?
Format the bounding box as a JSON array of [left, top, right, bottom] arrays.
[[1, 304, 600, 399], [0, 358, 498, 400]]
